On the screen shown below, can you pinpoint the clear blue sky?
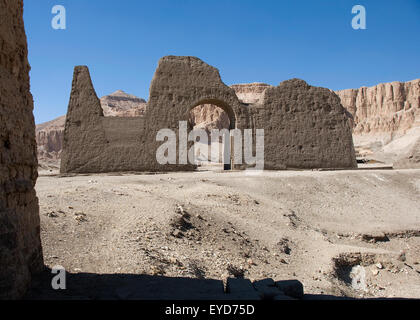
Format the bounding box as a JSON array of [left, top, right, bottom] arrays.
[[23, 0, 420, 124]]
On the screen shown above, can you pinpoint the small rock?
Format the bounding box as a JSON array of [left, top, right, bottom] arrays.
[[172, 229, 184, 238], [361, 233, 389, 243], [398, 251, 406, 262], [46, 211, 58, 218], [277, 238, 291, 255], [376, 263, 383, 269], [74, 212, 87, 222]]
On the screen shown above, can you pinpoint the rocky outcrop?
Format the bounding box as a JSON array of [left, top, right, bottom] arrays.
[[0, 0, 44, 299], [336, 79, 419, 135], [393, 128, 420, 168], [336, 79, 420, 166], [36, 115, 65, 163]]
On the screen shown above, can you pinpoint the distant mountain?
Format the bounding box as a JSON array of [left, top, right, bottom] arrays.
[[100, 90, 147, 117]]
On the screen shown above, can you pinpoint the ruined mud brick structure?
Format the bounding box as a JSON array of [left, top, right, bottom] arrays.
[[61, 56, 356, 173], [0, 0, 44, 299]]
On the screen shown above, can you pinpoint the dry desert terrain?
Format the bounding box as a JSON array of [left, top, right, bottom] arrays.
[[26, 167, 420, 299]]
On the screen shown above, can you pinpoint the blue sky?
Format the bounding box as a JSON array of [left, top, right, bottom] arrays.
[[23, 0, 420, 124]]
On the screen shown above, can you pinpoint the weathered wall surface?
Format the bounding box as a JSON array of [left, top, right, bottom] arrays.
[[140, 56, 250, 171], [60, 67, 149, 173], [0, 0, 44, 299], [253, 79, 356, 169], [100, 90, 147, 117], [61, 56, 356, 173]]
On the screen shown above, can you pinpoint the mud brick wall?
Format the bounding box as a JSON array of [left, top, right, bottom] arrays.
[[0, 0, 44, 299], [61, 56, 356, 173]]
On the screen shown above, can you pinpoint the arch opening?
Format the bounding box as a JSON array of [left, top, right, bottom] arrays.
[[188, 100, 235, 170]]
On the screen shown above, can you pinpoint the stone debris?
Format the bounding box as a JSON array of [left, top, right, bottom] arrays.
[[361, 232, 389, 243], [74, 212, 87, 222], [277, 238, 292, 255]]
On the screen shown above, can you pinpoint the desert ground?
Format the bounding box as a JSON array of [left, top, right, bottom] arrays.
[[27, 167, 420, 299]]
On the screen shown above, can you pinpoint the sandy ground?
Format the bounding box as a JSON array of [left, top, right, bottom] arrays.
[[31, 168, 420, 299]]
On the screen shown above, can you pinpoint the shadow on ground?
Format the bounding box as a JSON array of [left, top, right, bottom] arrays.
[[24, 268, 411, 301]]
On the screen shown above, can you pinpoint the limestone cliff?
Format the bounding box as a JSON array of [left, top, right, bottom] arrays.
[[336, 79, 420, 167], [336, 79, 419, 135], [36, 115, 65, 164]]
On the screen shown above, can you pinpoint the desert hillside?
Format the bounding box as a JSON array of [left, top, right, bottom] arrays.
[[100, 90, 147, 117]]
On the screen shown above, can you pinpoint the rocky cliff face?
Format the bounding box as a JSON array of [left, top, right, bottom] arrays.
[[336, 79, 420, 167], [36, 115, 65, 165], [336, 79, 419, 135]]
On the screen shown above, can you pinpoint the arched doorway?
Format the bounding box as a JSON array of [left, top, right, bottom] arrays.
[[188, 100, 236, 170]]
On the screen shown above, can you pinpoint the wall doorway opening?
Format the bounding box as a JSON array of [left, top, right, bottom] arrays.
[[188, 102, 235, 170]]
